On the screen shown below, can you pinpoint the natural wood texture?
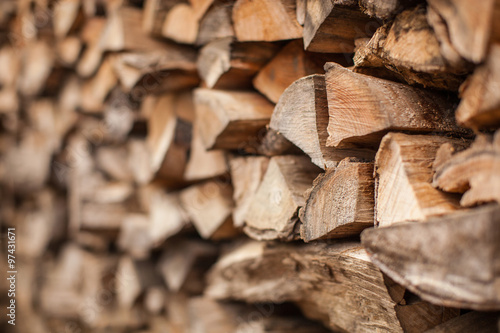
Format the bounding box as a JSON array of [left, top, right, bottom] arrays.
[[184, 121, 228, 181], [375, 133, 467, 227], [252, 39, 329, 103], [455, 44, 500, 130], [196, 0, 235, 46], [143, 0, 178, 36], [80, 56, 117, 113], [324, 62, 468, 148], [18, 41, 55, 96], [232, 0, 302, 42], [194, 88, 274, 150], [206, 240, 457, 332], [270, 74, 375, 169], [359, 0, 423, 20], [111, 44, 199, 93], [303, 0, 378, 53], [56, 36, 83, 66], [147, 92, 193, 185], [117, 214, 152, 259], [162, 3, 199, 44], [229, 156, 269, 228], [197, 37, 279, 89], [427, 0, 495, 64], [257, 128, 303, 156], [179, 180, 238, 239], [362, 204, 500, 311], [425, 311, 500, 333], [433, 132, 500, 207], [300, 158, 374, 241], [53, 0, 83, 38], [243, 155, 320, 241], [354, 5, 469, 91]]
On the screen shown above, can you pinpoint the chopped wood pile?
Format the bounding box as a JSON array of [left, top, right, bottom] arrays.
[[1, 0, 500, 332]]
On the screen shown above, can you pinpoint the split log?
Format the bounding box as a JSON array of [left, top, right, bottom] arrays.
[[232, 0, 302, 42], [354, 5, 469, 91], [147, 92, 193, 185], [324, 62, 469, 148], [197, 37, 279, 89], [80, 56, 117, 113], [455, 45, 500, 130], [158, 239, 217, 293], [270, 74, 375, 169], [229, 156, 269, 228], [243, 155, 321, 241], [300, 158, 374, 241], [179, 180, 238, 239], [53, 0, 83, 39], [425, 311, 500, 333], [256, 128, 303, 156], [206, 240, 458, 332], [111, 45, 199, 94], [116, 256, 163, 309], [184, 121, 228, 181], [77, 18, 106, 77], [117, 213, 153, 259], [196, 0, 235, 46], [359, 0, 423, 20], [96, 145, 134, 182], [18, 41, 55, 96], [161, 3, 199, 44], [375, 133, 468, 227], [194, 88, 274, 151], [253, 39, 337, 103], [56, 36, 83, 66], [427, 0, 495, 64], [142, 0, 178, 36], [149, 189, 190, 246], [433, 132, 500, 207], [127, 139, 154, 185], [362, 204, 500, 310], [303, 0, 379, 53]]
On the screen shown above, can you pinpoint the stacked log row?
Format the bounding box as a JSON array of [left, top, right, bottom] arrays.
[[1, 0, 499, 332]]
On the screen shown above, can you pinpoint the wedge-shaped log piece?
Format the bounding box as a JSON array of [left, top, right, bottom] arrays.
[[158, 239, 217, 293], [229, 156, 269, 228], [143, 0, 178, 36], [270, 74, 375, 169], [253, 39, 325, 103], [354, 5, 469, 91], [180, 180, 238, 239], [243, 156, 321, 241], [196, 0, 235, 46], [161, 3, 199, 44], [197, 37, 279, 89], [359, 0, 423, 20], [433, 132, 500, 207], [325, 62, 468, 148], [80, 56, 117, 113], [206, 240, 457, 332], [194, 88, 274, 150], [112, 44, 199, 93], [300, 158, 374, 241], [362, 204, 500, 310], [375, 133, 467, 227], [232, 0, 302, 42], [425, 311, 500, 333], [427, 0, 495, 64], [303, 0, 378, 53], [147, 92, 193, 185], [455, 45, 500, 130]]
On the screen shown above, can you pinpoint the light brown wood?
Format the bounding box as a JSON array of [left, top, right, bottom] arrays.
[[270, 74, 375, 169], [53, 0, 83, 39], [433, 132, 500, 207], [232, 0, 302, 42], [18, 41, 55, 96], [179, 180, 238, 239], [80, 56, 117, 113], [375, 133, 468, 227], [143, 0, 178, 36], [206, 240, 457, 332], [196, 0, 235, 46], [161, 3, 199, 44], [324, 62, 469, 148], [253, 39, 324, 103], [362, 204, 500, 311], [229, 156, 269, 228], [303, 0, 377, 53], [194, 88, 274, 150], [455, 44, 500, 130], [359, 0, 420, 20], [427, 0, 495, 63], [197, 37, 279, 89], [300, 158, 374, 241], [354, 5, 469, 91], [243, 155, 320, 241], [117, 213, 153, 259]]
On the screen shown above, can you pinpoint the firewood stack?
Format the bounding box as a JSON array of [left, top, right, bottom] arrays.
[[1, 0, 500, 332]]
